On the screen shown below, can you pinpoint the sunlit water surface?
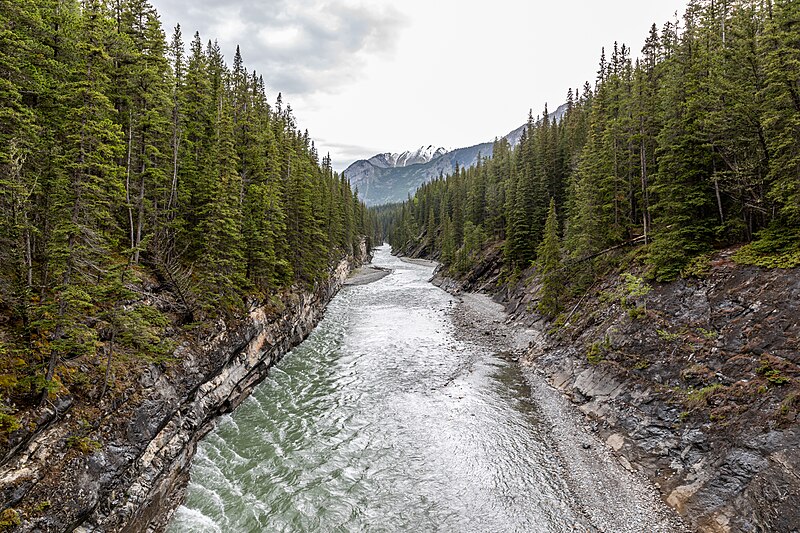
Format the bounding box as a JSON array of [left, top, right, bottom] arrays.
[[168, 246, 584, 532]]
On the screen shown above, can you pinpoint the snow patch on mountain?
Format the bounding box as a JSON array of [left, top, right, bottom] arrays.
[[367, 145, 449, 169]]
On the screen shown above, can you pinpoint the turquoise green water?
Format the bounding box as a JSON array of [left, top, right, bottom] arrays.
[[168, 246, 585, 532]]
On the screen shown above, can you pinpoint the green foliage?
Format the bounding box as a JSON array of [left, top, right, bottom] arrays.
[[0, 413, 20, 434], [114, 306, 175, 363], [627, 306, 647, 320], [66, 435, 101, 454], [681, 253, 712, 279], [696, 327, 718, 340], [761, 0, 800, 229], [0, 0, 374, 409], [757, 361, 791, 386], [378, 2, 797, 302], [619, 273, 651, 309], [598, 272, 651, 320], [765, 370, 791, 386], [0, 509, 20, 529], [32, 501, 51, 513], [587, 335, 612, 364], [686, 384, 725, 408], [536, 199, 564, 318], [621, 273, 651, 299], [657, 328, 681, 342], [733, 227, 800, 269]]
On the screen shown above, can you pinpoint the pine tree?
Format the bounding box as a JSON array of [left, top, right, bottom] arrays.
[[0, 0, 41, 322], [761, 0, 800, 230], [648, 2, 717, 281], [537, 199, 563, 318], [37, 0, 127, 399], [178, 31, 214, 259], [111, 0, 171, 264], [163, 23, 184, 248]]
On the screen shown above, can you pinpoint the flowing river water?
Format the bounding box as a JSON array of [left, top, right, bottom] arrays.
[[167, 246, 668, 532]]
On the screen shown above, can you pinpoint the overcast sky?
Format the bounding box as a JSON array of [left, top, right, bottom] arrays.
[[150, 0, 688, 171]]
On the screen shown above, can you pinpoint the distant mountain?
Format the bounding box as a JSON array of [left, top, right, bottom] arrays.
[[368, 146, 449, 169], [346, 103, 568, 206]]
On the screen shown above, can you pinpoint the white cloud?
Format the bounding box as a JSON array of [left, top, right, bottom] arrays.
[[151, 0, 689, 171], [155, 0, 405, 94]]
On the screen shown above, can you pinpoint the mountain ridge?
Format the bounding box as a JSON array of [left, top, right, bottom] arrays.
[[345, 103, 567, 206], [368, 145, 449, 169]]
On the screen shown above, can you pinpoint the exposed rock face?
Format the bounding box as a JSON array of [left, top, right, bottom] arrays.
[[0, 255, 362, 533], [429, 248, 800, 532], [523, 260, 800, 532]]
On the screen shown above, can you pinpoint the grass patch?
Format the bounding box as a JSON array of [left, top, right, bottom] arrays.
[[686, 384, 725, 408], [657, 328, 681, 342], [587, 335, 612, 364], [733, 226, 800, 269]]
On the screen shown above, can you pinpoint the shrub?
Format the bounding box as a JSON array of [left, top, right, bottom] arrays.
[[681, 253, 712, 278], [686, 384, 725, 408], [733, 226, 800, 269], [0, 509, 20, 529], [657, 328, 681, 342], [587, 335, 612, 364]]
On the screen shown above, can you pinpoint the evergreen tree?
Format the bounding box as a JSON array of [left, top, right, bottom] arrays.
[[537, 199, 563, 318], [761, 0, 800, 230], [648, 3, 717, 281]]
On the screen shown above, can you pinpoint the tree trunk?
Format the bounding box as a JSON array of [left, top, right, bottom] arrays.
[[134, 157, 145, 264], [640, 134, 651, 244], [126, 112, 135, 257], [99, 331, 116, 401]]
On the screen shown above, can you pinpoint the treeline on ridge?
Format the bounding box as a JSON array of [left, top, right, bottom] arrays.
[[381, 0, 800, 317], [0, 0, 376, 409]]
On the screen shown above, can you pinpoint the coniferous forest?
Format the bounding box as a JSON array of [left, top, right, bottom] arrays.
[[382, 0, 799, 316], [0, 0, 799, 530], [0, 0, 375, 412]]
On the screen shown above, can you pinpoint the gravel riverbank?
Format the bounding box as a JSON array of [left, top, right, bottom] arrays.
[[450, 291, 689, 533], [344, 265, 393, 285]]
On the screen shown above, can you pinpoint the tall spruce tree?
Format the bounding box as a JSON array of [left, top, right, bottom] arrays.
[[537, 199, 563, 318]]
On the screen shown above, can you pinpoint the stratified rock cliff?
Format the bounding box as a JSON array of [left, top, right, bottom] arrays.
[[0, 244, 367, 532]]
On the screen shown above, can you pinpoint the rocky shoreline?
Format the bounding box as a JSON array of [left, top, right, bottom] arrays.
[[431, 251, 800, 533], [443, 289, 689, 532], [344, 265, 392, 286], [0, 246, 367, 532]]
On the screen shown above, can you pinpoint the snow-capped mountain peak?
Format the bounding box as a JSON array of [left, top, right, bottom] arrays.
[[367, 145, 448, 169]]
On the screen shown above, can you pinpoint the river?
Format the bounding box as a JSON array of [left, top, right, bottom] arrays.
[[166, 246, 635, 532]]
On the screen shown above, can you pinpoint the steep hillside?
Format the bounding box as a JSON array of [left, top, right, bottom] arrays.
[[0, 248, 368, 532], [417, 243, 800, 532]]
